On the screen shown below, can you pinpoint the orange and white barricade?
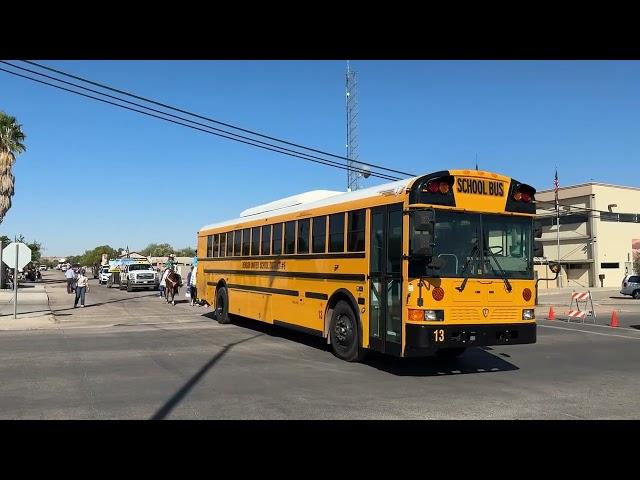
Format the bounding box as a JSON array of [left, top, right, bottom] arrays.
[[567, 290, 596, 323]]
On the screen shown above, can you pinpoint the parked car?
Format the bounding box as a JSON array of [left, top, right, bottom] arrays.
[[620, 275, 640, 299], [98, 266, 112, 285]]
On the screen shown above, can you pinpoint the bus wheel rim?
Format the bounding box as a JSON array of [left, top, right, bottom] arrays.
[[335, 314, 353, 346]]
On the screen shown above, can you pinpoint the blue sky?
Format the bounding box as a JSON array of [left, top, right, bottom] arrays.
[[1, 60, 639, 257]]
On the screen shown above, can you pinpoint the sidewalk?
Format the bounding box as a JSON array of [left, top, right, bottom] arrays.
[[0, 282, 56, 330]]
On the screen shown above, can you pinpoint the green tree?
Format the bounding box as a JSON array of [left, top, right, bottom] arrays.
[[0, 112, 26, 224], [26, 239, 42, 264], [140, 243, 174, 257], [175, 247, 196, 257], [79, 245, 119, 266]]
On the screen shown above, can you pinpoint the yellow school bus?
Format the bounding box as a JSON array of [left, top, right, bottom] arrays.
[[197, 169, 537, 361]]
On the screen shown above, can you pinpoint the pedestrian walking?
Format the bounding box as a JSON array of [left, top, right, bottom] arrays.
[[65, 266, 77, 294], [74, 269, 89, 308], [187, 266, 198, 306], [159, 268, 169, 298]]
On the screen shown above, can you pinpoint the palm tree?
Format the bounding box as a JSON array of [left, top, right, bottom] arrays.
[[0, 111, 26, 223]]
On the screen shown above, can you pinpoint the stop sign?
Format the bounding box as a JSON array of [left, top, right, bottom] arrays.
[[2, 242, 32, 270]]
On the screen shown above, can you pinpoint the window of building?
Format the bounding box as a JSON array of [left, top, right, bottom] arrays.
[[329, 213, 345, 252], [312, 216, 326, 253], [261, 225, 271, 256], [619, 213, 637, 223], [272, 223, 283, 255], [297, 219, 310, 254], [284, 221, 296, 254], [251, 227, 260, 256], [242, 228, 250, 256], [233, 230, 241, 256], [347, 209, 365, 252], [601, 262, 619, 269]]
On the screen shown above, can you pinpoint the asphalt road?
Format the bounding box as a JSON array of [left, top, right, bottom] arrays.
[[0, 271, 639, 419]]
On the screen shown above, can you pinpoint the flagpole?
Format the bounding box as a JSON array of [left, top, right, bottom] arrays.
[[555, 167, 561, 288]]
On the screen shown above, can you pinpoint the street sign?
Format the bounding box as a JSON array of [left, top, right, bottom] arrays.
[[2, 242, 32, 270]]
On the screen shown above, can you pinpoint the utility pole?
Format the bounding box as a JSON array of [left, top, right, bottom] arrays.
[[346, 61, 361, 191]]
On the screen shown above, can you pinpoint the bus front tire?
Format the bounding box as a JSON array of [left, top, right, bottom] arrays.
[[216, 287, 230, 324], [329, 300, 366, 362]]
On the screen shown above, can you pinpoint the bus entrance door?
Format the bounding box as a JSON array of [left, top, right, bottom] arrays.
[[369, 204, 403, 356]]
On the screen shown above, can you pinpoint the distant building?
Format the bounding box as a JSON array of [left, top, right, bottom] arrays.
[[535, 182, 640, 289]]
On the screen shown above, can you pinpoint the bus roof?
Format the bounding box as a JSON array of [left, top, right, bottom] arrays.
[[199, 177, 415, 233]]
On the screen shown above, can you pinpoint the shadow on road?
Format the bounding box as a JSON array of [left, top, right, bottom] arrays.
[[362, 347, 519, 377], [609, 296, 639, 300], [150, 332, 265, 420], [200, 313, 519, 377]]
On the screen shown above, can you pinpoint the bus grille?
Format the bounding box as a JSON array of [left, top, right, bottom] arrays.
[[450, 307, 520, 323]]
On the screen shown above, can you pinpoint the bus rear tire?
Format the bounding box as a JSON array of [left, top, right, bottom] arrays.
[[436, 347, 467, 358], [216, 287, 230, 324], [329, 300, 366, 362]]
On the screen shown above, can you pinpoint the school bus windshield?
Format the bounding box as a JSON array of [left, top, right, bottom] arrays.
[[410, 211, 533, 279]]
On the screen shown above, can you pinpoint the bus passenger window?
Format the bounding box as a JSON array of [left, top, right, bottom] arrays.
[[251, 227, 260, 256], [272, 224, 283, 255], [233, 230, 241, 256], [261, 225, 271, 256], [207, 235, 213, 257], [329, 213, 345, 252], [285, 221, 295, 254], [212, 234, 219, 258], [298, 218, 310, 254], [348, 209, 365, 252], [220, 233, 226, 257], [242, 228, 250, 256], [312, 216, 326, 253]]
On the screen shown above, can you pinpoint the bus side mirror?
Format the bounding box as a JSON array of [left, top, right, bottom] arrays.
[[534, 225, 543, 238], [533, 241, 543, 257], [549, 261, 561, 274]]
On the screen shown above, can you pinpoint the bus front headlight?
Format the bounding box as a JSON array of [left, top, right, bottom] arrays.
[[424, 310, 444, 321], [522, 309, 535, 320]]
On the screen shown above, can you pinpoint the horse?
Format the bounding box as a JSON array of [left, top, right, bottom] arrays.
[[164, 271, 182, 305]]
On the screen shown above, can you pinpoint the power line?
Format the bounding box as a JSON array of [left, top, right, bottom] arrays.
[[1, 61, 400, 182], [0, 65, 401, 182], [17, 59, 417, 178]]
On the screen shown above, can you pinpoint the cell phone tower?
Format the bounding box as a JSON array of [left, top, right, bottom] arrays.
[[346, 61, 367, 191]]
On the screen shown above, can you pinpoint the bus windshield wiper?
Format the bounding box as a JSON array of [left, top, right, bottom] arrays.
[[455, 242, 479, 293], [484, 247, 513, 293]]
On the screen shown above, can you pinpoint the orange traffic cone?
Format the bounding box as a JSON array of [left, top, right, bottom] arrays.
[[610, 310, 619, 328], [547, 306, 556, 320]]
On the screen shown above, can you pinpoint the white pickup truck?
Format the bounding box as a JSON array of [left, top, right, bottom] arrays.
[[120, 262, 159, 292]]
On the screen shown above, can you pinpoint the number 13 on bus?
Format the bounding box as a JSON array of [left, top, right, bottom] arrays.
[[197, 169, 540, 362]]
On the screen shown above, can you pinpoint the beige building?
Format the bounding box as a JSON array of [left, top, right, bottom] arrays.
[[535, 182, 640, 289]]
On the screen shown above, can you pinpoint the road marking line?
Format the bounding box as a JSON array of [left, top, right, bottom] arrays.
[[538, 324, 640, 340], [538, 319, 640, 332]]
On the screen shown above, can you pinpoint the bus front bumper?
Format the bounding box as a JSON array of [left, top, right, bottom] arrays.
[[404, 322, 536, 357]]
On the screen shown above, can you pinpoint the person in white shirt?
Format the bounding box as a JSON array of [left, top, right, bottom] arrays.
[[159, 268, 170, 299], [65, 267, 77, 294], [74, 269, 89, 308], [188, 266, 198, 306]]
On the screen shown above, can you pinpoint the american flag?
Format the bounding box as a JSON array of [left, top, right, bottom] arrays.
[[554, 168, 559, 212]]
